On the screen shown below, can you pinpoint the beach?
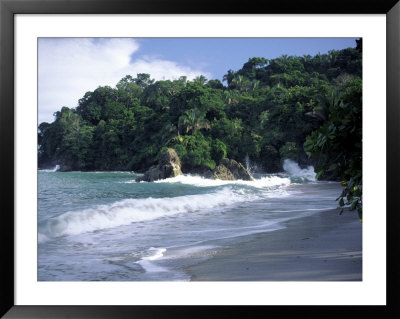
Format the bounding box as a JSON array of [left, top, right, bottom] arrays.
[[186, 208, 362, 281]]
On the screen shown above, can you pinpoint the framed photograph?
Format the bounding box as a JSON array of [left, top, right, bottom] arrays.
[[1, 0, 399, 317]]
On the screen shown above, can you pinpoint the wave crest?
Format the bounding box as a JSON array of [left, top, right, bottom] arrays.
[[38, 187, 257, 239]]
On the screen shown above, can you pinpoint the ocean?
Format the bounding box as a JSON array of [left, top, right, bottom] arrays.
[[38, 159, 343, 281]]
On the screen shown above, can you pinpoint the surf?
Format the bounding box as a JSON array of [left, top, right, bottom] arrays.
[[38, 187, 260, 239]]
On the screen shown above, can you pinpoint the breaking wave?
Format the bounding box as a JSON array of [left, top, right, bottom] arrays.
[[38, 187, 259, 239]]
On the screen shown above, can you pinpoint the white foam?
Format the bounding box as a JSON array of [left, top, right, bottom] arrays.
[[40, 164, 60, 172], [136, 247, 167, 272], [283, 159, 316, 181], [38, 187, 258, 238], [155, 174, 291, 189], [124, 180, 137, 184]]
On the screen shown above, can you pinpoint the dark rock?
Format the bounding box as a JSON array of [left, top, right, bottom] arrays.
[[136, 148, 182, 182], [58, 163, 72, 172], [181, 165, 213, 179], [212, 158, 253, 181], [159, 148, 181, 168]]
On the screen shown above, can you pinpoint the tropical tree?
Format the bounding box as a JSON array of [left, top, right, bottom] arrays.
[[194, 75, 207, 85], [223, 89, 240, 105], [178, 108, 210, 135], [305, 86, 341, 122], [222, 69, 237, 88], [304, 77, 362, 219]]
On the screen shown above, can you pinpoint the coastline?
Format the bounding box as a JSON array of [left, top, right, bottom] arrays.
[[185, 208, 362, 281]]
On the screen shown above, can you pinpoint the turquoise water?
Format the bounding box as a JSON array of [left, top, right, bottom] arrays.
[[38, 160, 342, 281]]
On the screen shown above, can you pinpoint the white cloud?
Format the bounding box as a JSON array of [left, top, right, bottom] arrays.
[[130, 57, 211, 81], [38, 38, 210, 123]]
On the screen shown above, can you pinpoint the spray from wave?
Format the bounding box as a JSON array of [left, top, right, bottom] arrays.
[[283, 159, 316, 182], [40, 165, 60, 172]]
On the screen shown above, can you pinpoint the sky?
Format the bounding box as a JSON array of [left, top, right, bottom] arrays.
[[38, 37, 357, 124]]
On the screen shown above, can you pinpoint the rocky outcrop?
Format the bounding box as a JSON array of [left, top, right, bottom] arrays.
[[136, 148, 182, 182], [212, 164, 235, 180], [136, 153, 252, 182], [212, 158, 253, 181]]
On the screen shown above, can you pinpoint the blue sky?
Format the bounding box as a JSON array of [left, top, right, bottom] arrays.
[[39, 37, 357, 124], [136, 38, 357, 81]]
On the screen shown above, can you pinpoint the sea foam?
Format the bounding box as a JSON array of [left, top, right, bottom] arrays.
[[136, 247, 167, 273], [155, 174, 291, 189]]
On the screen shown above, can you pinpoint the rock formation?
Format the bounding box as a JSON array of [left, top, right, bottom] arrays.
[[212, 158, 253, 181], [136, 148, 182, 182], [212, 164, 235, 180], [136, 153, 253, 182]]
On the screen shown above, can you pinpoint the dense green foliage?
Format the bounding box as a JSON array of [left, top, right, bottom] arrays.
[[304, 75, 362, 219], [38, 42, 362, 215], [304, 40, 362, 219]]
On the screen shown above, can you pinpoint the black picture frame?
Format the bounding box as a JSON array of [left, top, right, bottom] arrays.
[[1, 0, 399, 317]]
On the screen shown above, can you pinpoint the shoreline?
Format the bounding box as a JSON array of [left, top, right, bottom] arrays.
[[185, 208, 362, 281]]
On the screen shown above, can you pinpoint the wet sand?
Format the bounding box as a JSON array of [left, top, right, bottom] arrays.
[[186, 209, 362, 281]]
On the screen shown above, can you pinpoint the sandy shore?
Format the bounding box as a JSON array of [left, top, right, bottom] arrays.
[[186, 209, 362, 281]]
